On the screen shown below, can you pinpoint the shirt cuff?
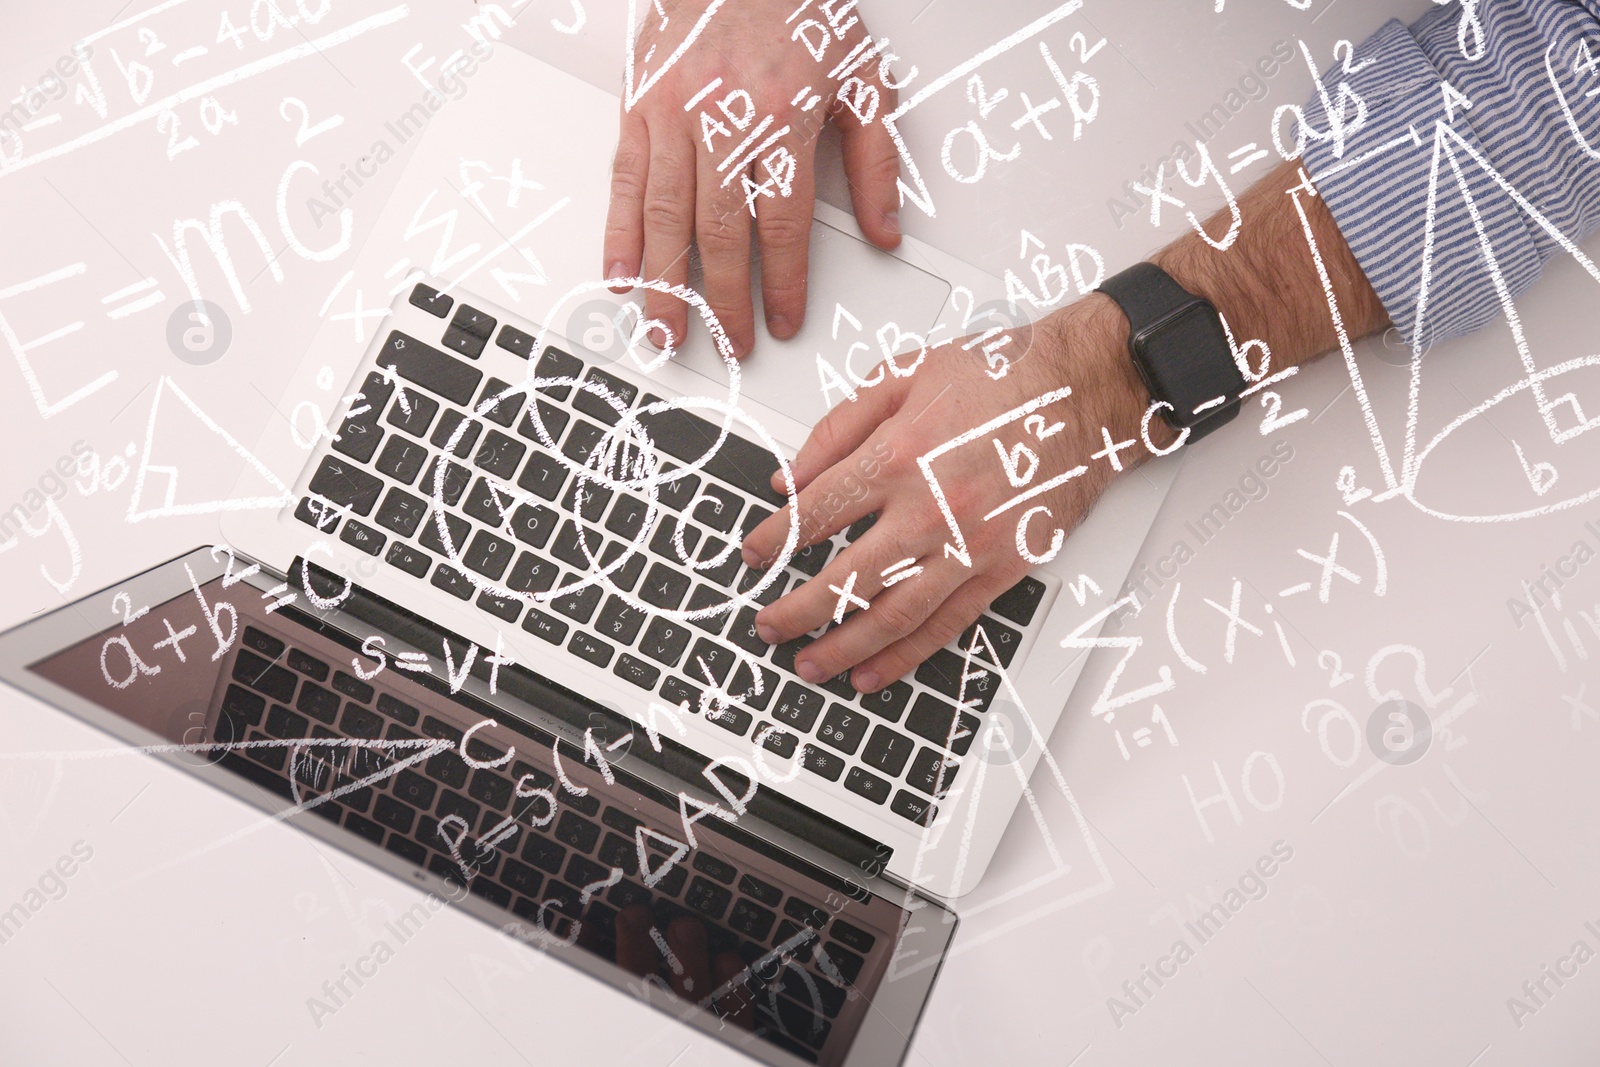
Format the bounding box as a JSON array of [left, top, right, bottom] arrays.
[[1300, 13, 1541, 351]]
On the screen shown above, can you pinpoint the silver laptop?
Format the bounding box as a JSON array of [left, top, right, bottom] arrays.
[[0, 40, 1171, 1067]]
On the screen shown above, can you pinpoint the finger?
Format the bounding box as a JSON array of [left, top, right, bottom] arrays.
[[753, 521, 923, 652], [836, 75, 902, 250], [666, 916, 714, 1003], [713, 952, 756, 1030], [762, 369, 908, 501], [697, 156, 756, 358], [851, 567, 1023, 691], [786, 556, 972, 685], [614, 902, 659, 977], [753, 133, 818, 340], [742, 437, 890, 569], [641, 130, 698, 351], [604, 108, 650, 293]]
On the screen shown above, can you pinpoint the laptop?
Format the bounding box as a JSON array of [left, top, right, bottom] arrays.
[[0, 37, 1172, 1067]]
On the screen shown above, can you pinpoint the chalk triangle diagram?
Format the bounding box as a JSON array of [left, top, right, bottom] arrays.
[[1400, 120, 1600, 505], [126, 376, 293, 522], [887, 622, 1112, 979]]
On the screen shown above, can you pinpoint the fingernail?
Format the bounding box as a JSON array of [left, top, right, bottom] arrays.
[[646, 326, 668, 350], [741, 546, 761, 567], [796, 659, 826, 683], [756, 624, 780, 644], [884, 209, 900, 238], [606, 261, 629, 284], [853, 670, 879, 692], [767, 313, 793, 339]]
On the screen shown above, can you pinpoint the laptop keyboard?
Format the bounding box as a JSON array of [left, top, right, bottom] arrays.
[[221, 623, 884, 1061], [292, 282, 1050, 829]]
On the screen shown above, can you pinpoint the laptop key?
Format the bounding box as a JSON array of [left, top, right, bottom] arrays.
[[463, 529, 514, 581], [686, 877, 732, 921], [372, 489, 428, 537], [685, 585, 732, 634], [990, 575, 1047, 627], [633, 406, 785, 505], [430, 564, 475, 600], [385, 541, 431, 578], [475, 430, 526, 481], [905, 747, 960, 798], [605, 493, 650, 540], [521, 608, 568, 644], [242, 628, 285, 659], [377, 332, 481, 406], [507, 551, 558, 595], [522, 835, 567, 874], [374, 794, 416, 835], [393, 769, 436, 808], [308, 456, 382, 515], [409, 282, 452, 317], [562, 420, 606, 466], [890, 790, 936, 826], [573, 367, 638, 425], [844, 766, 891, 805], [331, 671, 374, 703], [960, 614, 1023, 667], [728, 661, 778, 711], [771, 682, 824, 732], [859, 680, 913, 722], [788, 540, 831, 577], [516, 450, 568, 502], [331, 417, 383, 463], [692, 483, 742, 534], [431, 409, 483, 459], [294, 496, 342, 534], [441, 324, 487, 359], [562, 479, 613, 524], [517, 397, 570, 446], [818, 704, 868, 755], [378, 693, 420, 727], [639, 617, 692, 667], [264, 703, 309, 739], [555, 810, 601, 852], [597, 595, 647, 644], [905, 691, 981, 755], [233, 650, 297, 704], [861, 725, 914, 777], [685, 639, 735, 686], [659, 676, 703, 713], [296, 683, 340, 724], [614, 653, 660, 690], [694, 540, 743, 587], [475, 378, 526, 427], [418, 456, 470, 507], [551, 581, 602, 624], [495, 323, 535, 358], [535, 346, 584, 400], [375, 435, 428, 484], [639, 563, 690, 610], [756, 724, 797, 758], [915, 649, 1000, 714], [463, 477, 514, 527], [418, 510, 471, 557], [705, 700, 753, 737], [477, 590, 522, 623], [656, 465, 700, 511], [339, 518, 385, 555], [799, 744, 844, 782], [385, 389, 440, 437], [568, 630, 613, 667]]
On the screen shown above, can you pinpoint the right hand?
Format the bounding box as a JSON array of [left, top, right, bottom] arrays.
[[603, 0, 905, 357]]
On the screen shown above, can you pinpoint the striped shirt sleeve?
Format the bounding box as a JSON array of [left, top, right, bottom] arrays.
[[1300, 0, 1600, 350]]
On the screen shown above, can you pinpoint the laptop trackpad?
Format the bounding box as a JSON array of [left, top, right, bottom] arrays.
[[674, 217, 951, 430]]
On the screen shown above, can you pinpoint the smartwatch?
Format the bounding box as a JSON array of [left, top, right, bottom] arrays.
[[1098, 262, 1245, 443]]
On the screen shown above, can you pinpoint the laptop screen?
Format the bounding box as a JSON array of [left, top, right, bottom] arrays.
[[6, 549, 955, 1067]]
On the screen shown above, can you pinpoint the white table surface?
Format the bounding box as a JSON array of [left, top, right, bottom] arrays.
[[4, 1, 1600, 1064]]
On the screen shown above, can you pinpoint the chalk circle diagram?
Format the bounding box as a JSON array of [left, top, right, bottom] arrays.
[[421, 275, 802, 622], [1346, 91, 1600, 524]]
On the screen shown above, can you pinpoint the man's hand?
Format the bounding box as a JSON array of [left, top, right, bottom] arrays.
[[739, 297, 1151, 692], [603, 0, 904, 358]]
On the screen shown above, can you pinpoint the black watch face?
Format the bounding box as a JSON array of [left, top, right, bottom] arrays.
[[1134, 303, 1237, 422]]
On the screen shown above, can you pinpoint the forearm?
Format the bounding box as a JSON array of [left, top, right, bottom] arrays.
[[1042, 159, 1389, 456]]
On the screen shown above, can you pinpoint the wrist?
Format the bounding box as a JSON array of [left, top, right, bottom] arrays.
[[1041, 293, 1179, 458]]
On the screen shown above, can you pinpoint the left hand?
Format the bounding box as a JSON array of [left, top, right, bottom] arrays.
[[739, 296, 1155, 691]]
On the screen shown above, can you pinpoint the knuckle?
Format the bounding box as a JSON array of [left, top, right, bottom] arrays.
[[759, 212, 811, 251], [643, 195, 692, 236], [874, 597, 925, 639]]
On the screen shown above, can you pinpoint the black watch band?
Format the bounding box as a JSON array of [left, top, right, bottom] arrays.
[[1098, 262, 1245, 443]]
